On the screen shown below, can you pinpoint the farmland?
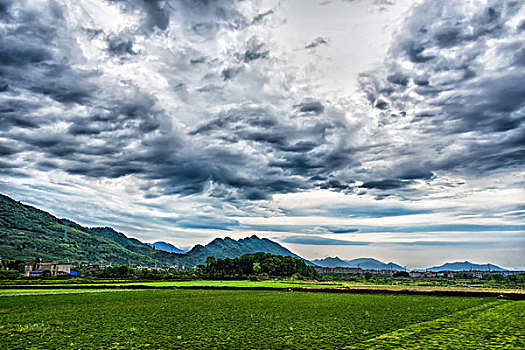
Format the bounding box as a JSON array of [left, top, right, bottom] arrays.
[[1, 289, 523, 349], [1, 279, 523, 298]]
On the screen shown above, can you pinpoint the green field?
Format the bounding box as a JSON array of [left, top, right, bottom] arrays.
[[0, 280, 346, 289], [1, 289, 523, 349], [1, 279, 523, 296], [0, 289, 127, 296]]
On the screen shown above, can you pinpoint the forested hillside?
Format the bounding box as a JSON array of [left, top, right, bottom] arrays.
[[0, 194, 304, 266]]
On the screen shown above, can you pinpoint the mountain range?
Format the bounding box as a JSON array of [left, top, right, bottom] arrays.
[[312, 257, 405, 271], [426, 261, 507, 272], [0, 193, 510, 271], [312, 256, 508, 272], [147, 241, 186, 254], [0, 194, 302, 266]]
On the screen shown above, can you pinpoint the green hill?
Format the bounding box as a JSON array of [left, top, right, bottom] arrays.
[[182, 235, 304, 266], [427, 261, 507, 272], [0, 194, 182, 266], [0, 194, 304, 266]]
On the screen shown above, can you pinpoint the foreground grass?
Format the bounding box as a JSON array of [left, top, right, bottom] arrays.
[[338, 282, 525, 294], [0, 280, 347, 289], [0, 289, 130, 296], [2, 280, 523, 296], [349, 300, 524, 349], [0, 289, 510, 349]]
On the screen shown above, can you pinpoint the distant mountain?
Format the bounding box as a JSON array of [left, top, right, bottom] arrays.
[[312, 257, 405, 271], [1, 193, 510, 272], [427, 261, 507, 272], [183, 235, 307, 266], [345, 258, 405, 271], [0, 193, 306, 267], [312, 257, 349, 267], [147, 241, 186, 254]]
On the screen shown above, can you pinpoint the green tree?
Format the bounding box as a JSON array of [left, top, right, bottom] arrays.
[[365, 271, 373, 281]]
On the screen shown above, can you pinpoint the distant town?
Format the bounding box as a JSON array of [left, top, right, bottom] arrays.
[[6, 258, 522, 280]]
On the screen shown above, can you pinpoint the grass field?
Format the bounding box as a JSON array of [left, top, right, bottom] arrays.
[[1, 289, 523, 349], [0, 289, 129, 296], [1, 279, 523, 296], [0, 280, 348, 289]]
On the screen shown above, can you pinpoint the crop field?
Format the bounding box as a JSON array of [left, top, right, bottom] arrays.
[[1, 289, 523, 349], [1, 280, 523, 297], [0, 289, 129, 296], [0, 280, 349, 289]]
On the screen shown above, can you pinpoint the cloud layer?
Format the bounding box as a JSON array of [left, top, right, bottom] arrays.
[[0, 0, 523, 268]]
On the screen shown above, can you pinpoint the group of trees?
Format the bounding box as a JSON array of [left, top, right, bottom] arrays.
[[77, 265, 190, 279], [202, 252, 318, 279], [0, 258, 26, 279], [453, 272, 525, 284]]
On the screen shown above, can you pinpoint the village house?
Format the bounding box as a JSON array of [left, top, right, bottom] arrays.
[[24, 260, 74, 277], [436, 271, 455, 278], [315, 267, 364, 274], [374, 269, 397, 276], [409, 271, 437, 278]]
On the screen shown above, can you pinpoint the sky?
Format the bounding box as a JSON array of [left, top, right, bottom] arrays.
[[0, 0, 524, 269]]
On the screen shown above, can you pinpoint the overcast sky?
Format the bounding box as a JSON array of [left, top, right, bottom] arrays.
[[1, 0, 524, 269]]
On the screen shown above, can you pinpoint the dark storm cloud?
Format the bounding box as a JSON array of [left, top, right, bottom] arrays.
[[242, 37, 269, 62], [185, 104, 353, 197], [0, 0, 178, 187], [29, 69, 97, 105], [107, 34, 135, 56], [189, 107, 278, 135], [0, 143, 17, 156], [320, 226, 359, 234], [362, 179, 411, 190], [252, 10, 273, 24], [0, 40, 51, 67], [1, 1, 352, 202], [398, 169, 434, 180], [280, 235, 370, 246], [279, 141, 318, 153], [305, 37, 329, 49], [0, 100, 42, 131], [221, 66, 243, 80], [3, 0, 521, 207], [66, 93, 162, 136], [358, 0, 525, 185], [294, 100, 325, 115], [142, 0, 170, 30], [0, 0, 10, 17]]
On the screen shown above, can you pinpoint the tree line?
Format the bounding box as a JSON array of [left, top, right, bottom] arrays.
[[201, 252, 318, 279]]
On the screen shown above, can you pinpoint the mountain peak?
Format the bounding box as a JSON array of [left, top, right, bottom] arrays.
[[183, 234, 304, 265], [149, 241, 185, 254], [428, 261, 507, 272]]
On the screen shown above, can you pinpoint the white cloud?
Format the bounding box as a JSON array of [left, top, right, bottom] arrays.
[[0, 0, 523, 268]]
